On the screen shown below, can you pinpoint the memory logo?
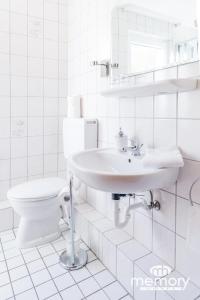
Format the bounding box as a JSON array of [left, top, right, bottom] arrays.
[[131, 265, 189, 292]]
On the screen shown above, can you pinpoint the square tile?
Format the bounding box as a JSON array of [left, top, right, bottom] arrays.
[[94, 270, 115, 288], [7, 255, 24, 270], [104, 229, 131, 246], [61, 285, 84, 300], [36, 280, 58, 300], [54, 273, 75, 291], [0, 283, 13, 299], [118, 239, 149, 262], [27, 259, 46, 274], [103, 281, 127, 300], [87, 251, 97, 263], [12, 275, 33, 295], [0, 261, 7, 274], [31, 269, 51, 286], [43, 253, 59, 267], [9, 265, 29, 281], [78, 277, 100, 297], [38, 245, 55, 257], [0, 272, 10, 287], [70, 267, 91, 283], [4, 247, 21, 260], [15, 288, 38, 300], [48, 263, 67, 278], [47, 294, 62, 300], [23, 249, 40, 263], [87, 290, 109, 300], [86, 260, 105, 275]]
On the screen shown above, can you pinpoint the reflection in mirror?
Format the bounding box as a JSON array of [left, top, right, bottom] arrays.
[[111, 2, 198, 80]]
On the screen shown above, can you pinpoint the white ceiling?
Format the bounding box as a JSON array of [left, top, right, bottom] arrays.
[[128, 0, 197, 26]]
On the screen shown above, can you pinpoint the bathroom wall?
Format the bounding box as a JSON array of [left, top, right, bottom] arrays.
[[0, 0, 67, 211], [67, 0, 200, 289]]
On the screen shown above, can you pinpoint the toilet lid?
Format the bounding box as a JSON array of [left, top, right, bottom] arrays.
[[7, 177, 67, 201]]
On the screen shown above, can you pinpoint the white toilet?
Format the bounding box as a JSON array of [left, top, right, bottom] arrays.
[[7, 118, 97, 248], [7, 177, 67, 248]]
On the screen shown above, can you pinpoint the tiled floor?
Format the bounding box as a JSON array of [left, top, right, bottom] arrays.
[[0, 229, 131, 300]]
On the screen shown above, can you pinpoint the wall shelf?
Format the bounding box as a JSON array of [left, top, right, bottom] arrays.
[[101, 78, 198, 98]]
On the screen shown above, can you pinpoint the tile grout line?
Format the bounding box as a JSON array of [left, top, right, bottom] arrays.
[[12, 228, 40, 299], [0, 236, 16, 299]]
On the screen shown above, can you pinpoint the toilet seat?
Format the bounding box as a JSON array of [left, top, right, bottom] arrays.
[[7, 177, 67, 202]]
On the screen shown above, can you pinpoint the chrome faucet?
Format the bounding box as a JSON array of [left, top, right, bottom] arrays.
[[127, 139, 143, 157]]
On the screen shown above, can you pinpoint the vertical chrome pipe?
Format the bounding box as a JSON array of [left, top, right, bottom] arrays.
[[69, 176, 75, 265]]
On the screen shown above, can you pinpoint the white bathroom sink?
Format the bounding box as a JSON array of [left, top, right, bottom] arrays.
[[68, 148, 180, 193]]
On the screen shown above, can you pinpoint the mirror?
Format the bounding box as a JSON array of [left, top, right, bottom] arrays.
[[111, 1, 199, 79]]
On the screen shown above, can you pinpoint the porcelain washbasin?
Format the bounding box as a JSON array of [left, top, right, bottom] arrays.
[[68, 148, 180, 193]]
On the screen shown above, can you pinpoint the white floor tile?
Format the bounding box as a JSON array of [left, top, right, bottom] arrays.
[[70, 267, 91, 283], [0, 271, 10, 287], [36, 280, 58, 300], [87, 290, 109, 300], [9, 265, 29, 282], [54, 273, 75, 291], [23, 249, 40, 263], [38, 245, 55, 257], [121, 295, 133, 300], [47, 294, 62, 300], [87, 251, 97, 263], [94, 270, 115, 288], [43, 253, 59, 267], [48, 263, 67, 278], [2, 240, 16, 251], [61, 285, 84, 300], [0, 231, 15, 243], [0, 261, 7, 274], [78, 277, 100, 297], [15, 288, 38, 300], [27, 259, 46, 274], [0, 251, 4, 261], [0, 283, 13, 300], [31, 269, 51, 286], [103, 281, 127, 300], [7, 255, 24, 270], [86, 260, 105, 275], [53, 239, 66, 252], [4, 248, 21, 259], [12, 275, 33, 295]]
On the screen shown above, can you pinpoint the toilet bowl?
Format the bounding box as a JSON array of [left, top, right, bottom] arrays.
[[7, 177, 67, 248]]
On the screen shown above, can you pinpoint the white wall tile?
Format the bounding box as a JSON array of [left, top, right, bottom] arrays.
[[178, 120, 200, 160], [135, 97, 153, 118], [117, 250, 133, 295], [178, 90, 200, 119], [134, 212, 152, 251], [153, 191, 175, 231], [176, 235, 200, 287], [154, 119, 177, 148], [11, 157, 27, 179], [154, 94, 177, 119], [178, 61, 200, 78], [102, 236, 116, 275], [153, 222, 175, 267], [0, 208, 13, 232], [177, 159, 200, 203]]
